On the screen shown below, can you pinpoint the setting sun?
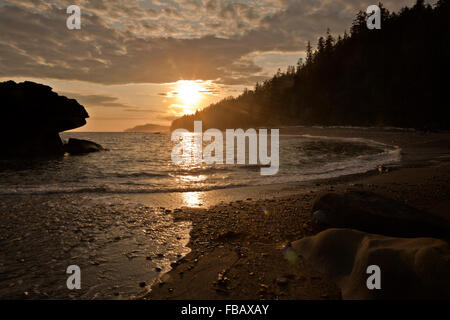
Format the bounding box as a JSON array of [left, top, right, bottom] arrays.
[[177, 81, 202, 109], [167, 80, 218, 117]]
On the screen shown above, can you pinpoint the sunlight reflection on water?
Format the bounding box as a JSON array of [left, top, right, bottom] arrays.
[[182, 191, 204, 207], [0, 132, 400, 197], [177, 174, 207, 183]]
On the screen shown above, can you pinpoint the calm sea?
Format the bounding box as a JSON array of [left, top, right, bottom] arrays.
[[0, 131, 400, 195]]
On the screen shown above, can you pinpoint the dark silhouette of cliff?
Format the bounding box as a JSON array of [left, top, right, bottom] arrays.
[[0, 81, 89, 157], [172, 0, 450, 131]]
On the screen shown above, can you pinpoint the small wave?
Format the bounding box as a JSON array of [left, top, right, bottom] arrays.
[[280, 144, 401, 183], [171, 166, 232, 175], [299, 134, 395, 148], [0, 183, 246, 196], [114, 172, 169, 178], [306, 125, 417, 132]]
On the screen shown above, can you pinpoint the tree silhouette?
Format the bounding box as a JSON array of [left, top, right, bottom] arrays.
[[172, 0, 450, 131]]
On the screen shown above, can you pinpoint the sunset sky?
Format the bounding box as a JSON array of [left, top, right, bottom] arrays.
[[0, 0, 423, 131]]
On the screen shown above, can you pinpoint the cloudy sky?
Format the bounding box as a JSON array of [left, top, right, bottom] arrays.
[[0, 0, 423, 131]]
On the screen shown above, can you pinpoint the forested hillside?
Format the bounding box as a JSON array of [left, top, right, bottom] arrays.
[[172, 0, 450, 131]]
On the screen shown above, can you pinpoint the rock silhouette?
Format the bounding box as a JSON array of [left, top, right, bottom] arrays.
[[64, 138, 105, 155], [312, 191, 450, 239], [0, 80, 89, 157]]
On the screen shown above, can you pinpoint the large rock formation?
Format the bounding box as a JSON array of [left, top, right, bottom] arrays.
[[311, 191, 450, 239], [0, 81, 89, 157], [292, 229, 450, 299]]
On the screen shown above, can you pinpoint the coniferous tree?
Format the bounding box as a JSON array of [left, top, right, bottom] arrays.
[[317, 37, 325, 55], [305, 41, 313, 65], [325, 28, 334, 51], [171, 0, 450, 131]]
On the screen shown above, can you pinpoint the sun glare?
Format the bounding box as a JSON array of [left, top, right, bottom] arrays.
[[176, 81, 202, 110]]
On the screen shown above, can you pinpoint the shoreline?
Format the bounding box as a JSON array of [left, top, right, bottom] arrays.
[[68, 126, 450, 210], [142, 128, 450, 299], [142, 162, 450, 299], [1, 127, 449, 299]]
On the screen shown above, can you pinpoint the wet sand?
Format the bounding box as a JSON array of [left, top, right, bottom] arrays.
[[0, 196, 191, 299]]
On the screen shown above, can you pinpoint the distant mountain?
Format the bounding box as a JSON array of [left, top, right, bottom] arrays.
[[124, 123, 169, 133], [172, 0, 450, 131]]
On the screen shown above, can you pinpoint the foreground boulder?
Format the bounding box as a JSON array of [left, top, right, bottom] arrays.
[[64, 138, 105, 155], [292, 228, 450, 299], [0, 81, 89, 157], [312, 191, 450, 239]]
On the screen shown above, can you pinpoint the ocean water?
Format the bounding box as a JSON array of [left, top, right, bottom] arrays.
[[0, 131, 401, 299], [0, 132, 401, 195]]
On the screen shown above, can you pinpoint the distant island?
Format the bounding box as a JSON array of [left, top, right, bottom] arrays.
[[124, 123, 169, 133], [172, 0, 450, 131]]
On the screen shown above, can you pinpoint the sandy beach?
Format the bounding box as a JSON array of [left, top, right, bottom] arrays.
[[1, 127, 449, 299], [143, 127, 450, 300]]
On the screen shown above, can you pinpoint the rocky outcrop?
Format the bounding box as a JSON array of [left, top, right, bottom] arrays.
[[301, 191, 450, 299], [0, 81, 89, 157], [292, 228, 450, 299], [64, 138, 105, 155], [311, 191, 450, 239]]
